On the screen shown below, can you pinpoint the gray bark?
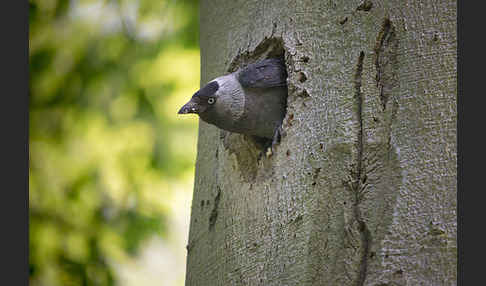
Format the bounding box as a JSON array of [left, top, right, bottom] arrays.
[[185, 1, 457, 285]]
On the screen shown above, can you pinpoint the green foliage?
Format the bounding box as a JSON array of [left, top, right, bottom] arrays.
[[29, 0, 200, 285]]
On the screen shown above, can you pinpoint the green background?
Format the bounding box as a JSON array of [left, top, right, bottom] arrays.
[[29, 0, 200, 285]]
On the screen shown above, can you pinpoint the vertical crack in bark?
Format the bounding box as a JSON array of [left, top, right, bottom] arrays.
[[352, 51, 371, 286], [354, 53, 364, 194], [209, 186, 221, 230], [374, 18, 397, 110]]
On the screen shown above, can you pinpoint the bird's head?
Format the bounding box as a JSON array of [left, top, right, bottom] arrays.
[[178, 74, 246, 131], [178, 81, 220, 115]]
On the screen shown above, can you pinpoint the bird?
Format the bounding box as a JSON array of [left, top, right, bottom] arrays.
[[178, 58, 288, 155]]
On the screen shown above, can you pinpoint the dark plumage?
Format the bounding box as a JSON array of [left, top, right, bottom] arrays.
[[238, 58, 288, 89], [178, 58, 288, 153]]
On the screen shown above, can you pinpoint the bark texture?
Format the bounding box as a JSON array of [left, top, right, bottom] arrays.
[[185, 1, 456, 285]]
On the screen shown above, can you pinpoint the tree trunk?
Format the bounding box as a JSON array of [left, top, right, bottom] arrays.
[[185, 1, 456, 285]]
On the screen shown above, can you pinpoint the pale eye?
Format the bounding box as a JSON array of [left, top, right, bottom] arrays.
[[207, 97, 215, 104]]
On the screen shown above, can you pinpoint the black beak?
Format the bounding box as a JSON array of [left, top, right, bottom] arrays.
[[178, 101, 198, 114]]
